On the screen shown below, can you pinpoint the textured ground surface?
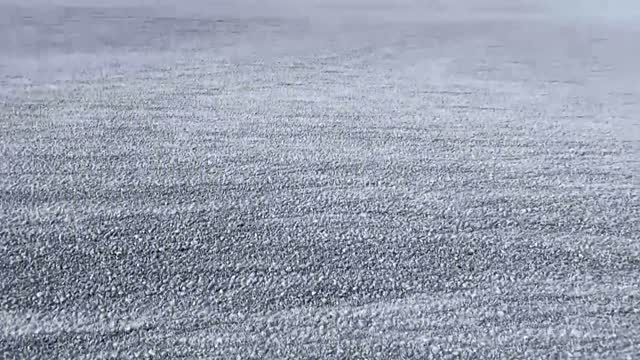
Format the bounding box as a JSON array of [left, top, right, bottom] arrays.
[[1, 0, 639, 358]]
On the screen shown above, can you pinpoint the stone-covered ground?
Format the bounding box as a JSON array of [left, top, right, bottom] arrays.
[[1, 0, 639, 358]]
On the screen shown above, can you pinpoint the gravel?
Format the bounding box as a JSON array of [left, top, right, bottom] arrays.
[[1, 0, 639, 358]]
